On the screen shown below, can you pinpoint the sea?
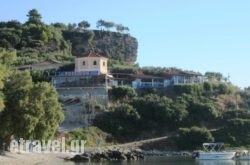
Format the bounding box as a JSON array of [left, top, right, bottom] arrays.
[[38, 157, 250, 165]]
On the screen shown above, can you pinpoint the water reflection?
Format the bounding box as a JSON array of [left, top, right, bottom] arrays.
[[196, 160, 235, 165], [36, 157, 250, 165], [196, 160, 250, 165], [236, 160, 250, 165]]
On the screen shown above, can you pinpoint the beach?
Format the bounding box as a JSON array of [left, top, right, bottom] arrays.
[[0, 152, 70, 165], [0, 136, 171, 164]]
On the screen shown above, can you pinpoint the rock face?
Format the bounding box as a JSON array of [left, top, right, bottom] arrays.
[[63, 30, 138, 63], [0, 21, 138, 65], [67, 149, 144, 162], [57, 88, 108, 125]]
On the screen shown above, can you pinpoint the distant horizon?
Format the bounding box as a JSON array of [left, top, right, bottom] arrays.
[[1, 0, 250, 89]]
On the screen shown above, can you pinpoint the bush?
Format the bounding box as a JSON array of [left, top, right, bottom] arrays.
[[173, 84, 203, 96], [175, 126, 214, 150]]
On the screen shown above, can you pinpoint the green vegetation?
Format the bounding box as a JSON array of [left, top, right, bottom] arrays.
[[0, 48, 15, 112], [63, 30, 137, 62], [68, 126, 113, 147], [2, 9, 250, 151], [0, 9, 137, 67], [94, 83, 250, 150], [175, 126, 214, 150], [109, 86, 137, 102], [0, 49, 64, 148], [94, 103, 140, 142], [0, 9, 72, 65]]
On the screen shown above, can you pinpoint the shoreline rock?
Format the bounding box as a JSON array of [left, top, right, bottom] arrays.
[[0, 147, 193, 164], [67, 148, 145, 162]]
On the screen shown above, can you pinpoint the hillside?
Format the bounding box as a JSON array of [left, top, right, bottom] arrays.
[[2, 9, 250, 151], [0, 9, 138, 66], [63, 30, 138, 62], [94, 83, 250, 149]]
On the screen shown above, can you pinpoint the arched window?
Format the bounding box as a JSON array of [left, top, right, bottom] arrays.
[[93, 61, 97, 65], [103, 61, 105, 66], [82, 61, 85, 65]]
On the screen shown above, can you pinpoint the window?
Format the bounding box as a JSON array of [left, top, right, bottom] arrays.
[[103, 61, 105, 66], [82, 61, 85, 65], [93, 61, 97, 65]]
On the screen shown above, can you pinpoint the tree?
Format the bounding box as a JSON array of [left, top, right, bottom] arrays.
[[110, 65, 138, 74], [0, 71, 33, 145], [203, 81, 213, 92], [96, 19, 105, 29], [175, 126, 214, 150], [0, 48, 16, 112], [115, 24, 129, 33], [78, 20, 90, 30], [218, 83, 231, 94], [26, 9, 42, 25], [103, 21, 115, 30], [30, 70, 51, 83], [93, 103, 140, 140], [123, 26, 129, 33], [180, 95, 219, 127], [131, 94, 188, 130], [205, 72, 223, 82], [0, 71, 64, 146], [109, 86, 137, 102], [96, 20, 115, 30], [6, 20, 22, 29], [51, 22, 68, 30], [214, 110, 250, 146], [29, 82, 64, 139]]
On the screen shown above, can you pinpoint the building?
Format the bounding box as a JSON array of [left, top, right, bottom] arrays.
[[75, 50, 108, 74], [52, 51, 111, 126], [51, 50, 204, 126], [16, 60, 63, 70], [111, 70, 204, 89]]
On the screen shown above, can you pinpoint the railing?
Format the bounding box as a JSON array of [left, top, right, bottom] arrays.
[[53, 81, 113, 88], [136, 82, 164, 89], [55, 71, 99, 77]]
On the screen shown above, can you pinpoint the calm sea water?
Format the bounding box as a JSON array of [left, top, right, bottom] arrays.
[[38, 157, 250, 165]]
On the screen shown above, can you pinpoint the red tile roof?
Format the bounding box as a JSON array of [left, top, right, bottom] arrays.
[[83, 50, 108, 59], [129, 74, 162, 79]]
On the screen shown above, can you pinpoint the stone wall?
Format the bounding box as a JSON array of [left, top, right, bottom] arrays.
[[57, 87, 108, 125]]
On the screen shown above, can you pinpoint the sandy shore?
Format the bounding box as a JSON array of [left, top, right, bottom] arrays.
[[0, 136, 170, 164], [0, 152, 72, 165]]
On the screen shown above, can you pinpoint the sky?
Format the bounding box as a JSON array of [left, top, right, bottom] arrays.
[[1, 0, 250, 89]]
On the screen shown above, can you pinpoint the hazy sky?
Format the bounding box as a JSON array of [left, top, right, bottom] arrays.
[[1, 0, 250, 88]]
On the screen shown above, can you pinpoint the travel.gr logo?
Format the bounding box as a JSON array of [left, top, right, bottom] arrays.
[[10, 137, 86, 154]]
